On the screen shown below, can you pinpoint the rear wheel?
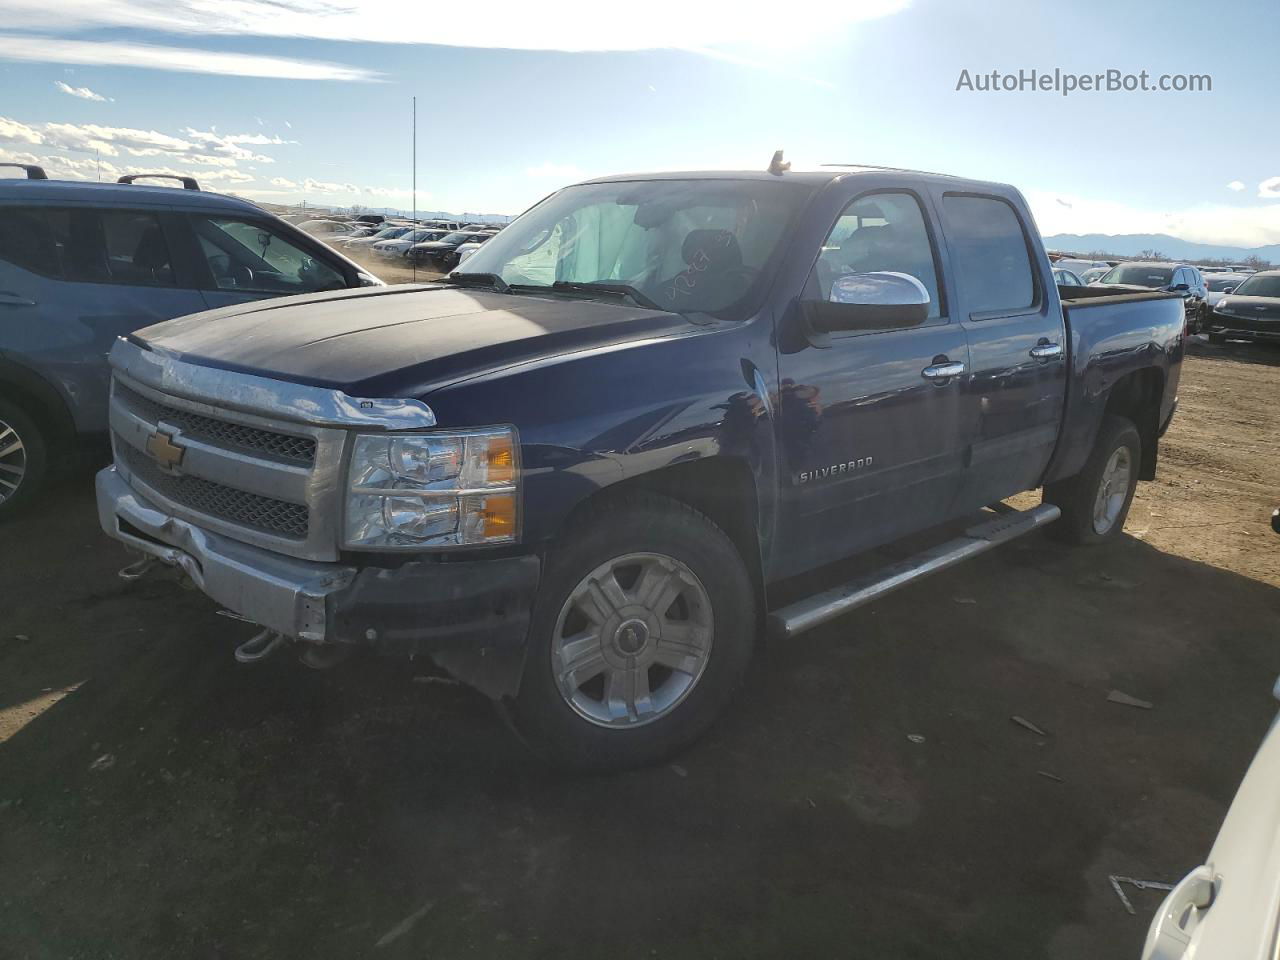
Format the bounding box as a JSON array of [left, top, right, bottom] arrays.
[[1044, 415, 1141, 545], [508, 493, 755, 771], [0, 398, 47, 520]]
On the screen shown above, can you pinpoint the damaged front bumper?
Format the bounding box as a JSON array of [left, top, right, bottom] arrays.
[[96, 467, 540, 689]]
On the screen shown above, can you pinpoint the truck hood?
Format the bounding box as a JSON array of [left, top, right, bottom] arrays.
[[128, 285, 694, 397]]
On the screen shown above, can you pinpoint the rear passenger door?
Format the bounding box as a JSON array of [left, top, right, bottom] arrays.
[[934, 192, 1067, 513], [0, 204, 206, 432], [774, 188, 972, 575], [185, 215, 354, 310]]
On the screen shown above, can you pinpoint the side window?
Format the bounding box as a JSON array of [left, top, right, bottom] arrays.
[[99, 210, 175, 286], [941, 194, 1037, 315], [0, 207, 61, 278], [3, 208, 174, 286], [812, 192, 943, 322], [191, 217, 347, 295]]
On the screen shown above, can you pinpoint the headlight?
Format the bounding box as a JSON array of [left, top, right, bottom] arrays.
[[1216, 299, 1233, 315], [344, 426, 519, 548]]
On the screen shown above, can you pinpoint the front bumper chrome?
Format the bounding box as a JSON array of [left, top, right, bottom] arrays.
[[96, 466, 355, 641]]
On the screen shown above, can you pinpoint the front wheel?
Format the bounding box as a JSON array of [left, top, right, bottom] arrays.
[[508, 493, 755, 771], [1044, 414, 1141, 545], [0, 399, 48, 521]]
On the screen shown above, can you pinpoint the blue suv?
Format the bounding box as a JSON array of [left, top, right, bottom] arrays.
[[0, 165, 382, 517]]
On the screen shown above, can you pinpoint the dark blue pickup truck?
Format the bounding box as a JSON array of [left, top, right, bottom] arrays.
[[96, 162, 1184, 769]]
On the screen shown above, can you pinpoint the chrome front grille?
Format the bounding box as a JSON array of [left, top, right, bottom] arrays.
[[115, 383, 317, 465], [108, 372, 348, 562], [116, 440, 309, 539]]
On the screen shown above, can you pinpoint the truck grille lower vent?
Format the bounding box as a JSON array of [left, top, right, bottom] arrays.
[[116, 384, 317, 465], [116, 438, 310, 539]]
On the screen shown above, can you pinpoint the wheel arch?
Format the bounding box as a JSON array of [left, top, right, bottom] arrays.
[[0, 359, 76, 451], [557, 456, 766, 607], [1102, 366, 1164, 480]]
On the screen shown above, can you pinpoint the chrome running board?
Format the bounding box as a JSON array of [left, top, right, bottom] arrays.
[[767, 503, 1061, 640]]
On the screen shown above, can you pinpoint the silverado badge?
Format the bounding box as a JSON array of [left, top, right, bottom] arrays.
[[145, 429, 185, 469]]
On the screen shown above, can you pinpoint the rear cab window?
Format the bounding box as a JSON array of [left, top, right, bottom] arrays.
[[940, 194, 1039, 317]]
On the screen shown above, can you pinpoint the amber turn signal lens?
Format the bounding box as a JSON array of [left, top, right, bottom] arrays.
[[480, 495, 516, 538], [486, 436, 516, 485]]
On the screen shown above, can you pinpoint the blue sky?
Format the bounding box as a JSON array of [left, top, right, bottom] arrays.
[[1, 0, 1278, 245]]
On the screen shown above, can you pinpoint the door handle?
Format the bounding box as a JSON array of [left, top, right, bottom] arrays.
[[921, 361, 965, 380], [0, 291, 36, 307], [1140, 865, 1214, 960], [1029, 342, 1062, 359]]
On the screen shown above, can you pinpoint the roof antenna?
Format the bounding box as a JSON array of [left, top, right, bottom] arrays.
[[767, 150, 790, 176]]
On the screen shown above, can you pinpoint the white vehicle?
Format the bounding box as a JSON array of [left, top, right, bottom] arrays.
[[1142, 672, 1280, 960], [340, 225, 412, 249], [297, 219, 359, 237], [1054, 257, 1110, 277], [372, 228, 446, 258], [1081, 266, 1110, 284], [1204, 273, 1250, 307]]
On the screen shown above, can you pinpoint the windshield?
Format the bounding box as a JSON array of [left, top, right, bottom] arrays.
[[1231, 275, 1280, 298], [457, 178, 813, 316], [1099, 265, 1173, 287], [372, 226, 408, 239], [1206, 276, 1243, 292]]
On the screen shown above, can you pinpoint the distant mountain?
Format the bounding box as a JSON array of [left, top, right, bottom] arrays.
[[1044, 233, 1280, 264]]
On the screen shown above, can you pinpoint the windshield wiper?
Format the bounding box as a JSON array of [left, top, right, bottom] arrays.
[[548, 281, 665, 311], [445, 271, 510, 294]]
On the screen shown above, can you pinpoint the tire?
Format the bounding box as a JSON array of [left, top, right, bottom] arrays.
[[0, 398, 47, 521], [1208, 333, 1226, 345], [508, 492, 755, 771], [1043, 415, 1141, 545]]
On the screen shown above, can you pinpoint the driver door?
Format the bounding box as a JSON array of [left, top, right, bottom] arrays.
[[773, 189, 972, 576], [186, 215, 353, 311]]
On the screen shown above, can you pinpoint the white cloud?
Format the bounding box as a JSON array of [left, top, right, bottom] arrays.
[[269, 176, 298, 188], [54, 80, 111, 102], [0, 116, 42, 145], [1259, 177, 1280, 200], [0, 34, 380, 81], [304, 177, 359, 194], [526, 162, 585, 180], [0, 117, 289, 168], [1227, 180, 1246, 192], [1026, 188, 1280, 248], [0, 0, 907, 53]]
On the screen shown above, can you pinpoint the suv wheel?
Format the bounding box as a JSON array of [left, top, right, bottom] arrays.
[[0, 399, 47, 520], [1044, 414, 1141, 545], [508, 493, 755, 771]]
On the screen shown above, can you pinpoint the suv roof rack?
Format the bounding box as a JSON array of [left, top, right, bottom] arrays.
[[117, 173, 200, 191], [0, 163, 49, 180]]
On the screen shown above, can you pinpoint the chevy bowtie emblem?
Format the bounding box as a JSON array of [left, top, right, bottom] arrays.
[[145, 429, 185, 469]]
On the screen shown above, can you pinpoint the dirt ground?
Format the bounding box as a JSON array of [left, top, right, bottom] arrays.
[[2, 339, 1279, 960]]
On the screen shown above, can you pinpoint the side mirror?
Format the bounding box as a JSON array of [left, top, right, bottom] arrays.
[[1171, 283, 1190, 292], [1222, 285, 1237, 294], [805, 271, 930, 333]]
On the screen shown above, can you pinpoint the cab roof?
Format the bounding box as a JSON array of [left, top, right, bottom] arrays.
[[579, 166, 1016, 193]]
